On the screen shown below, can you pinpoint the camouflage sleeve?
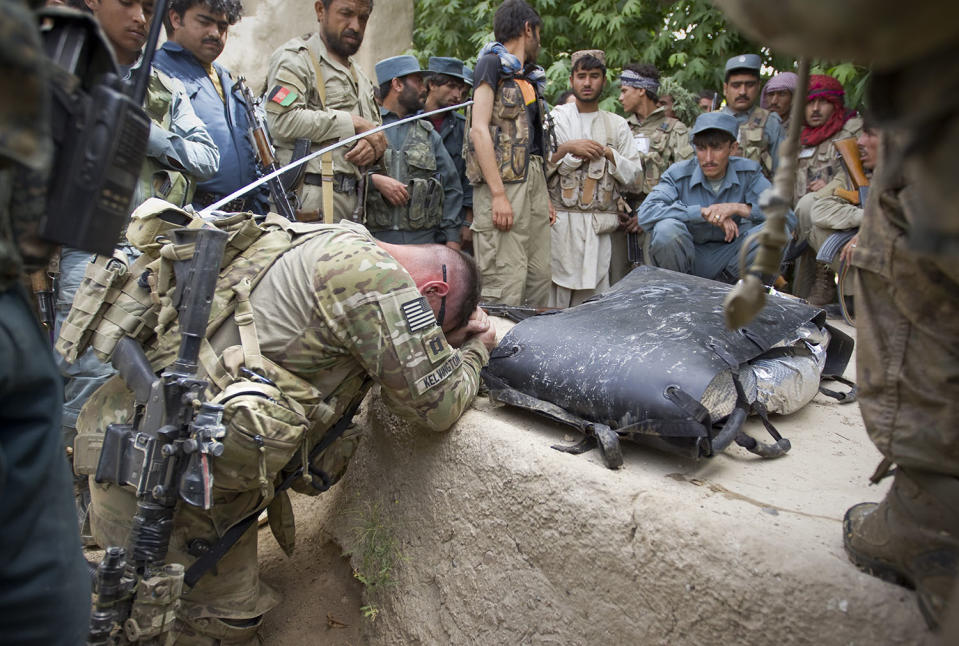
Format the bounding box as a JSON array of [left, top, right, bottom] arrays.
[[669, 122, 695, 162], [314, 238, 488, 432], [264, 47, 355, 145]]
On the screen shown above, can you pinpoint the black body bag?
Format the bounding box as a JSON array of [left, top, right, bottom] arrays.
[[481, 266, 854, 469]]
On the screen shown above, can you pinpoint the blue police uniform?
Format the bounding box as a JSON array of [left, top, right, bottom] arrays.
[[637, 155, 795, 281]]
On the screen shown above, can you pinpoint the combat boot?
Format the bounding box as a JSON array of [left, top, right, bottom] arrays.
[[806, 262, 837, 307], [844, 467, 959, 630]]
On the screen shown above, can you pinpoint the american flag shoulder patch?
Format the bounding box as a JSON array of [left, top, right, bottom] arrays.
[[401, 296, 436, 333]]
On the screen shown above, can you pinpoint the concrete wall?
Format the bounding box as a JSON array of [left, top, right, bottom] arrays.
[[218, 0, 414, 91]]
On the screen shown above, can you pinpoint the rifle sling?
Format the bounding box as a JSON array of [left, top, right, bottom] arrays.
[[307, 48, 336, 223], [183, 379, 371, 588]]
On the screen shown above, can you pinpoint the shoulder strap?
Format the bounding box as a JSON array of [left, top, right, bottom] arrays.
[[306, 49, 336, 222]]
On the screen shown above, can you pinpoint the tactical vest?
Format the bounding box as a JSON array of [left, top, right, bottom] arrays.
[[547, 111, 620, 213], [633, 116, 683, 195], [59, 200, 366, 550], [138, 71, 194, 207], [464, 77, 539, 185], [364, 120, 443, 232], [737, 107, 774, 178]]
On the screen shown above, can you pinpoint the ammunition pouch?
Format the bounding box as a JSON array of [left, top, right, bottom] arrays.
[[365, 132, 444, 232], [464, 78, 532, 185]]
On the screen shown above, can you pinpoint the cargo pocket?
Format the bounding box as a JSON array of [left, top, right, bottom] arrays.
[[211, 381, 309, 500], [558, 173, 579, 208]]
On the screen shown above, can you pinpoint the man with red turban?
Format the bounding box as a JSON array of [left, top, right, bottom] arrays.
[[795, 74, 862, 200], [791, 74, 863, 302]]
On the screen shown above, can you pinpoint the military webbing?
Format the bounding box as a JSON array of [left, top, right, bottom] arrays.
[[182, 377, 371, 588], [307, 48, 336, 223]]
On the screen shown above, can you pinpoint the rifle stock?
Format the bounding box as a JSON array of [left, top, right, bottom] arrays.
[[91, 226, 228, 644], [834, 137, 870, 205]]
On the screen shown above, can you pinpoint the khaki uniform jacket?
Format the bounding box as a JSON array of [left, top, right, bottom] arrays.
[[264, 33, 380, 181], [626, 107, 694, 197]]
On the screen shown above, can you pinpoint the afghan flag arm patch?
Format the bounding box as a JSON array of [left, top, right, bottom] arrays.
[[401, 296, 437, 333], [268, 85, 298, 107]]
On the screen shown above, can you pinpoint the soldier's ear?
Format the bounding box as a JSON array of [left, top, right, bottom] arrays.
[[730, 141, 741, 156]]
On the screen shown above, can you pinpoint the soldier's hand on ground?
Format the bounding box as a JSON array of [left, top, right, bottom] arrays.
[[371, 174, 409, 205], [560, 139, 606, 161], [492, 193, 514, 231], [839, 233, 859, 264]]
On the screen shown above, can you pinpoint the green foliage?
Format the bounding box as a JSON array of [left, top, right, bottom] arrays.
[[346, 501, 404, 622], [412, 0, 867, 117]]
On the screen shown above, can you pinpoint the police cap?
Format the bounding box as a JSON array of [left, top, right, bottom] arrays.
[[376, 55, 422, 86]]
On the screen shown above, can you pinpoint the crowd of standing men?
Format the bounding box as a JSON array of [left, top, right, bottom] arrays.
[[1, 0, 956, 642]]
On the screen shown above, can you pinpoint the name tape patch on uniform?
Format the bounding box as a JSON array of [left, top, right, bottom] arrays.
[[415, 353, 462, 393], [401, 296, 436, 333], [268, 86, 297, 107]]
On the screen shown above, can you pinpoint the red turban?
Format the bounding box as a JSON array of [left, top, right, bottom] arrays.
[[801, 74, 855, 147]]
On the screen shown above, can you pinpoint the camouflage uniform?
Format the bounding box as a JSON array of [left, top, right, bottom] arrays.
[[265, 33, 380, 222], [625, 106, 694, 196], [794, 116, 863, 201], [365, 107, 463, 244], [611, 107, 695, 282], [0, 1, 91, 642], [722, 104, 784, 179], [83, 221, 489, 643]]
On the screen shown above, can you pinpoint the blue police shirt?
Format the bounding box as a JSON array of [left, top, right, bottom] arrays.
[[637, 156, 795, 243], [154, 42, 268, 213]]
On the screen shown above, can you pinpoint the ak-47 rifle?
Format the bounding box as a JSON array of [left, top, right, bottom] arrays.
[[833, 137, 870, 205], [236, 77, 297, 221], [89, 226, 229, 645]]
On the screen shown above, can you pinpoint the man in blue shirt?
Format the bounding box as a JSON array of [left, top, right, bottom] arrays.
[[155, 0, 269, 213], [637, 112, 795, 282]]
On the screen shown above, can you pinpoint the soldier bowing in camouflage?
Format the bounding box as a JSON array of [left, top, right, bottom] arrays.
[[365, 55, 463, 246], [81, 212, 496, 645]]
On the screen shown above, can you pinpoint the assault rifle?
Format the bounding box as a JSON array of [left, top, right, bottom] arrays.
[[833, 137, 870, 205], [236, 77, 297, 221], [89, 226, 229, 645]]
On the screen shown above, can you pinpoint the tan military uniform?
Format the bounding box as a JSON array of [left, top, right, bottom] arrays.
[[609, 108, 694, 283], [264, 33, 380, 222], [794, 116, 863, 201], [82, 221, 488, 642]]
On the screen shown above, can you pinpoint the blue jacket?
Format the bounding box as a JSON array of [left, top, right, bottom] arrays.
[[153, 42, 268, 213], [638, 156, 795, 243]]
